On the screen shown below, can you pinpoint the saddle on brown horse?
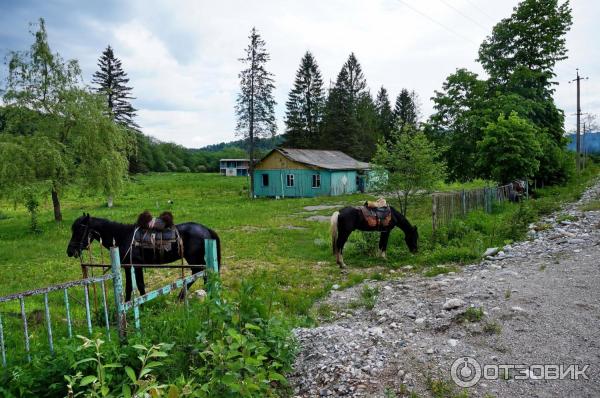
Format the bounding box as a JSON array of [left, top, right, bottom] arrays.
[[358, 198, 392, 229], [133, 211, 181, 254]]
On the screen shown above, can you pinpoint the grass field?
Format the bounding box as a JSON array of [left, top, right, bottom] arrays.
[[0, 169, 597, 337], [1, 170, 598, 313]]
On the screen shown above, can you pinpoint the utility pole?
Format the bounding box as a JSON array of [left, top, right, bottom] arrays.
[[570, 69, 588, 171], [582, 121, 586, 170]]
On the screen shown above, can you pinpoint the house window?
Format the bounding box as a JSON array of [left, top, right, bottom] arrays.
[[286, 174, 295, 187], [312, 174, 321, 188], [262, 174, 269, 186]]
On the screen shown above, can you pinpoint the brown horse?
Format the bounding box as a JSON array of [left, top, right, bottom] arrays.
[[330, 206, 418, 268]]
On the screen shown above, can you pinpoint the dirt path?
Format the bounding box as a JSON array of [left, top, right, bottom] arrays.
[[290, 180, 600, 397]]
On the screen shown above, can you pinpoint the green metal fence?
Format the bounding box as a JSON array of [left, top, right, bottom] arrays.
[[0, 240, 219, 367]]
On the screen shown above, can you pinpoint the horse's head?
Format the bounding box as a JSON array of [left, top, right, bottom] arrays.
[[405, 225, 419, 253], [67, 213, 92, 258]]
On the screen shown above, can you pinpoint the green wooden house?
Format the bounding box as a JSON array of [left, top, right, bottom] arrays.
[[252, 148, 371, 198]]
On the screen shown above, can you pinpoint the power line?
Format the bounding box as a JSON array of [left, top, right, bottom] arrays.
[[395, 0, 479, 45], [462, 0, 498, 23], [438, 0, 489, 31]]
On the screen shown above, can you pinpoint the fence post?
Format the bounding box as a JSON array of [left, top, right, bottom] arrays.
[[461, 190, 466, 216], [432, 195, 437, 233], [483, 187, 489, 213], [204, 239, 220, 297], [129, 266, 141, 332], [110, 247, 127, 341]]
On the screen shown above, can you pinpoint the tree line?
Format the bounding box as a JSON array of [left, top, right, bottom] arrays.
[[237, 0, 574, 193]]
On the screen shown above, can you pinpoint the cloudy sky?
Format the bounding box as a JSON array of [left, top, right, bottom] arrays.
[[1, 0, 598, 148]]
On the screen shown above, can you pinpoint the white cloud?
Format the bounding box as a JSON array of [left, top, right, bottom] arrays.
[[8, 0, 598, 145]]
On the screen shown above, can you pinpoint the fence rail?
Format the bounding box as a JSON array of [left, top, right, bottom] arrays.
[[432, 182, 528, 231], [0, 239, 219, 367]]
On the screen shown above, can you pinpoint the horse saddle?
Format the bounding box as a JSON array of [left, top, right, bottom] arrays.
[[133, 226, 180, 252], [359, 199, 392, 229]]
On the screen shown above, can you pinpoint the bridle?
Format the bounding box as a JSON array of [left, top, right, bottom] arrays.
[[69, 220, 100, 254]]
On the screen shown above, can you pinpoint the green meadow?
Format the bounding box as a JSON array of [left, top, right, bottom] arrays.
[[1, 169, 597, 319]]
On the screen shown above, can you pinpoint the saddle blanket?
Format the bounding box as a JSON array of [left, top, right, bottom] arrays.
[[133, 226, 180, 251], [359, 205, 392, 229]]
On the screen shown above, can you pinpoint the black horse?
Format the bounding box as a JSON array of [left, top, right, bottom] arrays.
[[67, 214, 221, 301], [330, 206, 418, 268]]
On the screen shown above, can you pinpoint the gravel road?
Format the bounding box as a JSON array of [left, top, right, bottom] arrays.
[[290, 179, 600, 397]]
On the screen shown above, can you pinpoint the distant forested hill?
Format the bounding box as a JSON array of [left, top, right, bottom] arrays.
[[566, 133, 600, 154], [195, 135, 283, 152], [127, 133, 283, 173]]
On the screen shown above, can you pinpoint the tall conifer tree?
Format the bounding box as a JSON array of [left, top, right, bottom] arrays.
[[283, 51, 324, 148], [394, 89, 419, 132], [235, 27, 276, 194], [321, 68, 360, 157], [375, 86, 394, 142], [92, 46, 139, 131], [321, 53, 371, 159]]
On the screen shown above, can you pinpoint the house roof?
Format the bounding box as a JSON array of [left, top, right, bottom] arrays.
[[266, 148, 370, 170]]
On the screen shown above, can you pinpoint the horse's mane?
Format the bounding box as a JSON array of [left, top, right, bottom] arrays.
[[390, 206, 415, 231]]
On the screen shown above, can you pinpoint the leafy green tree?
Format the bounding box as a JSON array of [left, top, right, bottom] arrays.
[[477, 112, 542, 183], [235, 27, 276, 194], [2, 19, 130, 219], [372, 129, 446, 215], [283, 51, 325, 148], [478, 0, 572, 88], [92, 45, 139, 131], [375, 86, 395, 142], [394, 89, 419, 132], [428, 69, 488, 181]]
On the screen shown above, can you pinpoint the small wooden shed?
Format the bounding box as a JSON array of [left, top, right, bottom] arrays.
[[252, 148, 371, 198]]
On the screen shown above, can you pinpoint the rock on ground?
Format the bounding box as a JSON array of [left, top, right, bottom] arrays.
[[289, 179, 600, 397]]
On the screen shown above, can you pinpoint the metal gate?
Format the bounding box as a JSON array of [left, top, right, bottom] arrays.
[[0, 239, 219, 367]]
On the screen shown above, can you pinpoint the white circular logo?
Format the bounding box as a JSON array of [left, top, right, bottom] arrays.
[[451, 356, 481, 388]]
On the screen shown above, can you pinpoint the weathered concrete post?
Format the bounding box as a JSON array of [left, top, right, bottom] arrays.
[[110, 247, 127, 340]]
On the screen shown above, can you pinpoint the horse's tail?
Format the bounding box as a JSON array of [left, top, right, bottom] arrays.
[[208, 228, 222, 272], [331, 211, 339, 255]]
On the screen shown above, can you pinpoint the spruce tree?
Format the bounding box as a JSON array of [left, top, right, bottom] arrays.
[[92, 45, 139, 131], [235, 27, 276, 194], [321, 53, 371, 159], [375, 86, 394, 142], [283, 51, 325, 148], [394, 89, 419, 132], [355, 92, 380, 160], [321, 68, 360, 157], [341, 53, 367, 104]]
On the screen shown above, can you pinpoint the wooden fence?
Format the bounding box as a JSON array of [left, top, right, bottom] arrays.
[[432, 183, 528, 231], [0, 240, 219, 367]]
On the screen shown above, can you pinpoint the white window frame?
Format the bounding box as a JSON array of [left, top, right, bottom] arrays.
[[286, 174, 295, 187], [312, 174, 321, 188]]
